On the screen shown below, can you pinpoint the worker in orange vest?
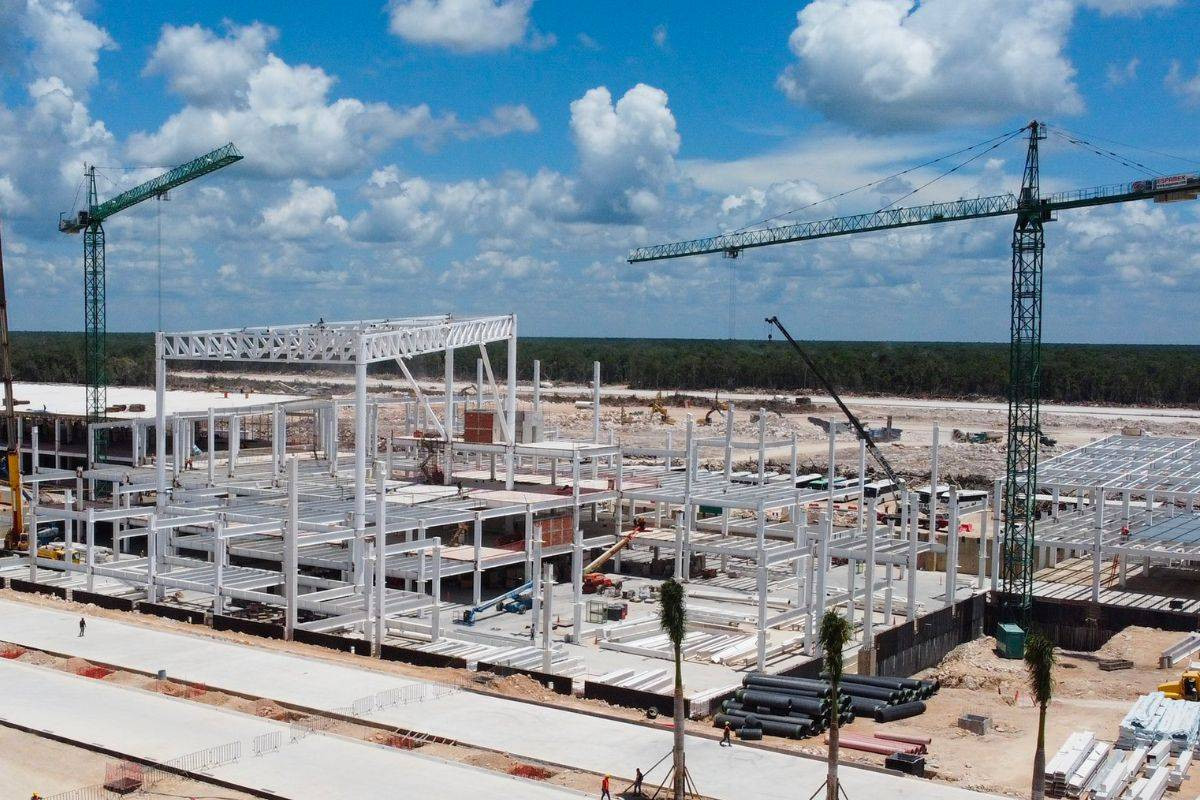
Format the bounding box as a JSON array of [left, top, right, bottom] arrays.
[[600, 774, 612, 799]]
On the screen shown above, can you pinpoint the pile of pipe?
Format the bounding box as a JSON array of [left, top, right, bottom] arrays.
[[1118, 692, 1200, 753], [713, 673, 936, 740]]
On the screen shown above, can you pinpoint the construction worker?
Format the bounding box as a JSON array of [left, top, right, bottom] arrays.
[[600, 774, 612, 800], [633, 767, 644, 796], [721, 721, 732, 747], [78, 617, 85, 637]]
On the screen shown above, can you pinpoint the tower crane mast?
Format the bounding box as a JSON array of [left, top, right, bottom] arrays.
[[629, 122, 1199, 625], [59, 143, 243, 428]]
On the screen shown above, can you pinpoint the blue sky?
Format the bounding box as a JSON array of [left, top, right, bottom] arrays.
[[0, 0, 1198, 343]]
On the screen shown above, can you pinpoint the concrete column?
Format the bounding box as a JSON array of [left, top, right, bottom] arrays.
[[285, 457, 299, 639], [857, 439, 867, 532], [755, 500, 768, 671], [592, 361, 601, 444], [570, 453, 583, 640], [430, 543, 442, 643], [229, 415, 240, 478], [846, 558, 856, 628], [206, 408, 215, 486], [504, 326, 517, 490], [814, 513, 830, 653], [524, 507, 535, 583], [147, 514, 159, 602], [155, 331, 166, 511], [472, 513, 483, 606], [213, 522, 225, 615], [863, 497, 877, 647], [945, 488, 958, 608], [375, 465, 388, 653], [977, 489, 988, 589], [757, 408, 766, 485], [991, 479, 1003, 590], [541, 562, 554, 672], [444, 347, 454, 485], [681, 416, 694, 580], [531, 359, 540, 473], [905, 490, 918, 620], [85, 507, 95, 592], [826, 423, 837, 523], [1093, 485, 1105, 602], [353, 345, 368, 585], [614, 451, 624, 571]]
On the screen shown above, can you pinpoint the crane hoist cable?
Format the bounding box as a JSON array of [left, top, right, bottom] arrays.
[[731, 125, 1027, 235]]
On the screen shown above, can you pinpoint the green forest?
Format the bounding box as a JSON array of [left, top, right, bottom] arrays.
[[11, 331, 1200, 407]]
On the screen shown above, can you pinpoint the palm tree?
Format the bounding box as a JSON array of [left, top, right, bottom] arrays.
[[1026, 632, 1056, 800], [659, 577, 687, 799], [819, 610, 852, 800]]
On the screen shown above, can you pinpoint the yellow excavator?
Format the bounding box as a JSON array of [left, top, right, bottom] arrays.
[[1159, 670, 1200, 701], [0, 216, 22, 550]]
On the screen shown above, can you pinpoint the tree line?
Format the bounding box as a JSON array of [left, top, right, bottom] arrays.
[[10, 331, 1200, 407]]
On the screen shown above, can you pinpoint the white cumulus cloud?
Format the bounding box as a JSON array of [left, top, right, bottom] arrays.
[[570, 84, 681, 223], [20, 0, 115, 99], [387, 0, 539, 52], [144, 21, 276, 108], [129, 22, 537, 178], [260, 180, 348, 239], [777, 0, 1084, 132]]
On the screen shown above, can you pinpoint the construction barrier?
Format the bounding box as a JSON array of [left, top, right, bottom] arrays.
[[135, 602, 207, 625], [293, 629, 369, 654], [71, 589, 135, 612], [992, 596, 1200, 652], [7, 577, 67, 599], [476, 662, 573, 695], [379, 643, 468, 670], [212, 614, 285, 640], [582, 680, 690, 718], [868, 593, 985, 678]]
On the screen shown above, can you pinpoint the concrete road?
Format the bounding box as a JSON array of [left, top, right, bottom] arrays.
[[0, 657, 581, 800], [0, 598, 1001, 800]]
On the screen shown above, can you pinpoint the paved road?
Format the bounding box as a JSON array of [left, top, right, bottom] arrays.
[[0, 657, 580, 800], [0, 598, 1001, 800]]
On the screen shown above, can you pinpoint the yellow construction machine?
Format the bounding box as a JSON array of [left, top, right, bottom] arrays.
[[0, 216, 21, 550], [1158, 670, 1200, 701]]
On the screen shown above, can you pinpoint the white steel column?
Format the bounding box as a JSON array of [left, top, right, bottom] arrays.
[[531, 359, 540, 473], [815, 513, 830, 652], [905, 490, 917, 619], [285, 457, 298, 639], [977, 488, 988, 589], [353, 341, 368, 585], [155, 331, 166, 511], [826, 423, 837, 522], [681, 416, 694, 580], [757, 408, 766, 484]]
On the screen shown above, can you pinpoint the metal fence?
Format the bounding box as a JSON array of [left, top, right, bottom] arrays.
[[252, 731, 283, 757]]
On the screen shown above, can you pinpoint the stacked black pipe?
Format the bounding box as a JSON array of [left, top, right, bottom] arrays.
[[713, 672, 938, 741]]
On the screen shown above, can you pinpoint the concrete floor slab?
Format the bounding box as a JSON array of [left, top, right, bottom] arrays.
[[0, 657, 581, 800], [0, 598, 1001, 800]]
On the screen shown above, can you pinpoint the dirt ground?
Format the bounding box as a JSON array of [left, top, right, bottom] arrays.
[[775, 626, 1196, 798], [0, 724, 256, 799], [366, 393, 1200, 488]]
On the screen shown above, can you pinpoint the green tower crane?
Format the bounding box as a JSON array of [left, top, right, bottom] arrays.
[[628, 122, 1198, 624], [59, 143, 244, 426]]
